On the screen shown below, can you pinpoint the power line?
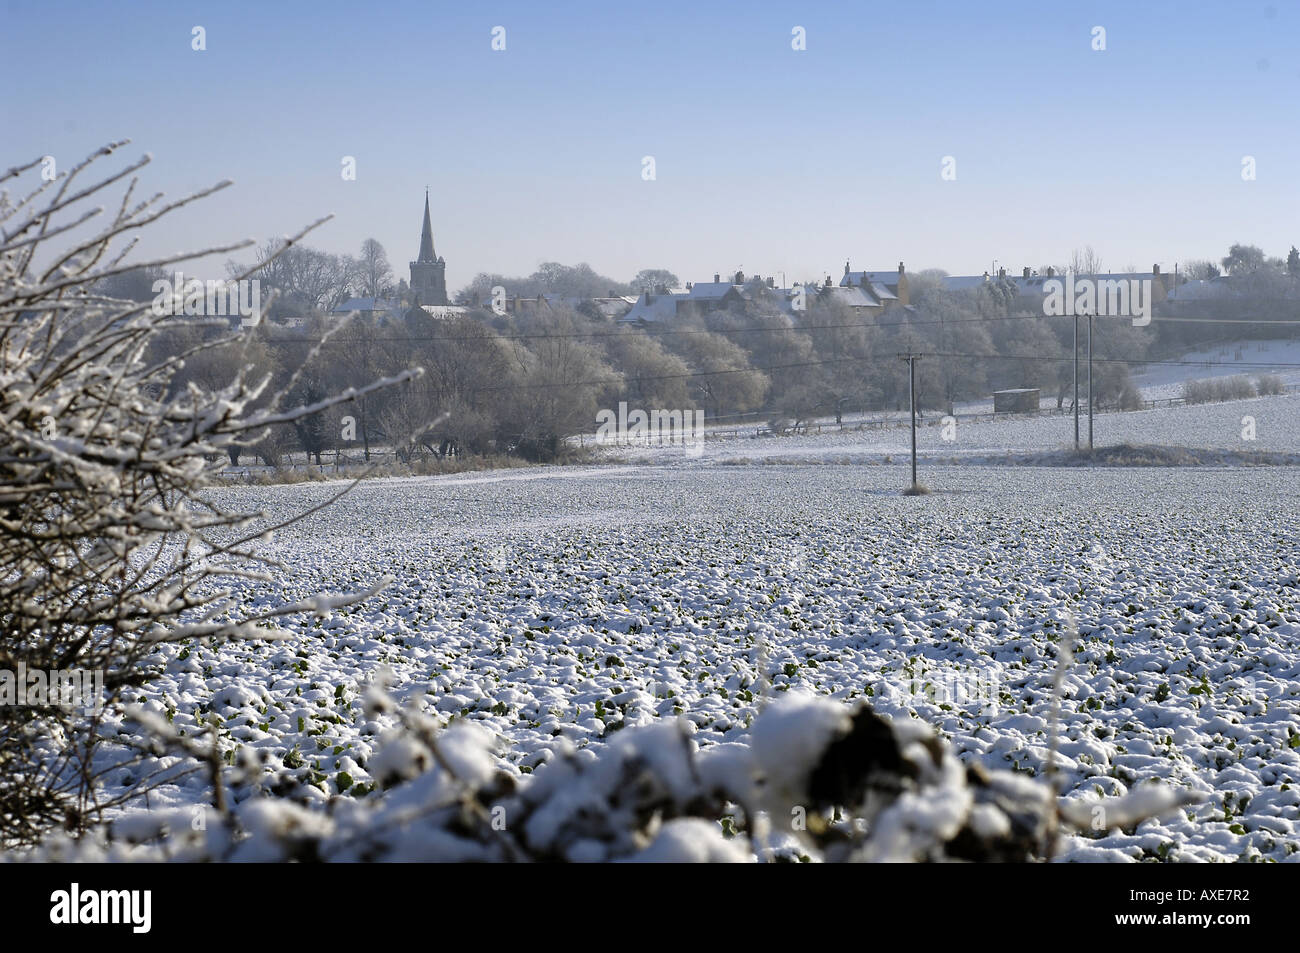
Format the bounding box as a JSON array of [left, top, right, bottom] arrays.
[[920, 351, 1300, 368], [244, 309, 1299, 347], [381, 349, 1300, 396], [251, 310, 1047, 345], [1141, 314, 1300, 325]]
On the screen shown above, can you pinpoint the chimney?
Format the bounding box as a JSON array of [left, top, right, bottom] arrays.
[[844, 260, 850, 276], [1153, 264, 1160, 276], [766, 276, 775, 288], [1022, 266, 1030, 279], [714, 273, 720, 283], [824, 275, 832, 288], [998, 267, 1005, 278], [898, 261, 905, 275], [734, 270, 744, 285], [1047, 266, 1055, 277], [686, 282, 693, 291]]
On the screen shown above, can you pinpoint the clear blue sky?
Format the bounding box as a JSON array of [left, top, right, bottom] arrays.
[[4, 0, 1297, 290]]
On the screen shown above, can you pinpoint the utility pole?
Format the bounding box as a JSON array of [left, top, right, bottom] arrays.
[[1073, 314, 1080, 449], [1087, 312, 1094, 450], [899, 353, 921, 490]]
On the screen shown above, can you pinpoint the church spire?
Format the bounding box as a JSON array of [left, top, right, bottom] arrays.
[[417, 189, 436, 262], [409, 189, 449, 306]]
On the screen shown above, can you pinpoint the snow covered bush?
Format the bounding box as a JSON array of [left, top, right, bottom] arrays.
[[0, 144, 412, 845], [1255, 373, 1285, 397], [1182, 375, 1260, 404], [18, 692, 1200, 862]]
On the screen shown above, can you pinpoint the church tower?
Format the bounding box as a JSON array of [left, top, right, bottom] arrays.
[[409, 191, 448, 306]]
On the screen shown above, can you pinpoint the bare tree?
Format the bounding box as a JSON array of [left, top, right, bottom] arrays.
[[1069, 245, 1102, 278], [357, 238, 393, 298], [0, 143, 415, 845], [629, 268, 679, 293], [510, 307, 619, 459], [231, 240, 356, 316]]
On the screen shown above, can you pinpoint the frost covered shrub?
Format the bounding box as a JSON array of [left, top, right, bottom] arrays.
[[1181, 379, 1212, 404], [1220, 375, 1259, 401], [1182, 375, 1258, 404], [0, 144, 411, 846], [1255, 373, 1285, 396], [1113, 379, 1143, 411], [18, 692, 1198, 863]]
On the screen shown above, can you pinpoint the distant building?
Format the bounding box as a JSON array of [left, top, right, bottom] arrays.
[[993, 388, 1040, 413], [943, 265, 1179, 312], [469, 292, 633, 320], [841, 262, 909, 308], [1164, 275, 1236, 305], [621, 288, 684, 324], [409, 190, 448, 306], [816, 278, 880, 314], [409, 304, 470, 321], [331, 297, 405, 321]]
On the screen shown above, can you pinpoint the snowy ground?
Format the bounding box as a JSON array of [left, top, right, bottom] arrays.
[[1131, 338, 1300, 400], [102, 419, 1300, 861], [911, 337, 1300, 414], [601, 392, 1300, 465]]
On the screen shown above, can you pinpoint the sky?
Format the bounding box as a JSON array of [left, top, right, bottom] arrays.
[[4, 0, 1298, 292]]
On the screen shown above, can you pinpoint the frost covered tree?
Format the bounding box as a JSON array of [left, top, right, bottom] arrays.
[[629, 268, 679, 293], [0, 143, 414, 845], [357, 238, 394, 299], [1220, 243, 1266, 276]]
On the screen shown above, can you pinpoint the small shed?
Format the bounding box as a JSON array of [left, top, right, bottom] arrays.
[[993, 388, 1040, 413]]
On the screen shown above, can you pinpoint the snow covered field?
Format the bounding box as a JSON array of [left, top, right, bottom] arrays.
[[603, 392, 1300, 465], [1131, 339, 1300, 400], [104, 432, 1300, 862]]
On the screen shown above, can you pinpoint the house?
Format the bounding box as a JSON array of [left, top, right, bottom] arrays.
[[409, 304, 470, 321], [932, 265, 1180, 314], [682, 272, 748, 314], [586, 296, 637, 321], [816, 281, 881, 314], [331, 297, 406, 321], [620, 272, 750, 324], [840, 261, 909, 308], [1164, 276, 1236, 305], [1006, 265, 1176, 312], [621, 289, 686, 324]]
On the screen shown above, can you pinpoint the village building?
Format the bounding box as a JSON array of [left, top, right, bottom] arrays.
[[403, 193, 468, 321]]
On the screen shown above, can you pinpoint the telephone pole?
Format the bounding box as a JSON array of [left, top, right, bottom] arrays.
[[1087, 312, 1094, 450], [899, 353, 921, 490], [1073, 313, 1080, 449]]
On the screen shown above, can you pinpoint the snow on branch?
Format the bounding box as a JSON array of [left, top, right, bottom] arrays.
[[0, 143, 411, 847]]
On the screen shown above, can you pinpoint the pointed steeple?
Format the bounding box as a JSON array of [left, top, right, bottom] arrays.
[[409, 188, 448, 305], [417, 189, 436, 262]]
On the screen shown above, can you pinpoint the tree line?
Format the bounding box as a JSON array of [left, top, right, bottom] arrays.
[[106, 241, 1299, 466]]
